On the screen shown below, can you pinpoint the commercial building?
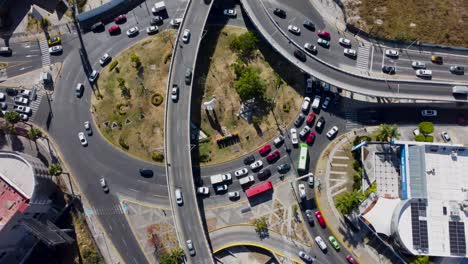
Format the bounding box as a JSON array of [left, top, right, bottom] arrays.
[[0, 151, 71, 263], [359, 141, 467, 258]]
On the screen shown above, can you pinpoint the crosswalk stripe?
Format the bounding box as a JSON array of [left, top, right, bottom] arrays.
[[345, 111, 361, 129], [39, 39, 51, 67], [92, 204, 128, 216], [356, 44, 370, 71]]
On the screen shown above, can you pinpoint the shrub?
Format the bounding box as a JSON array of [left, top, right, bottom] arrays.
[[151, 152, 164, 162], [199, 153, 211, 162], [424, 135, 434, 142], [234, 66, 266, 101], [130, 53, 141, 68], [229, 31, 258, 59], [414, 134, 426, 142], [353, 159, 361, 171], [418, 122, 434, 135], [163, 51, 172, 64], [109, 60, 118, 71], [151, 93, 164, 106], [282, 102, 290, 113], [119, 136, 129, 150], [116, 102, 128, 115]]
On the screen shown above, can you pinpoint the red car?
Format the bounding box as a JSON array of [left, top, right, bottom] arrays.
[[317, 30, 330, 40], [259, 144, 272, 156], [346, 255, 359, 264], [315, 211, 326, 228], [306, 132, 316, 144], [108, 25, 120, 34], [266, 150, 280, 163], [114, 14, 127, 24], [306, 112, 316, 125]]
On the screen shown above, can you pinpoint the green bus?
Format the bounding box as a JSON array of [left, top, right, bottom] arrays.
[[298, 143, 308, 173]]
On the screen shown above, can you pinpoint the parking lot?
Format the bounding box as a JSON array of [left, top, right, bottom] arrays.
[[0, 87, 45, 122]]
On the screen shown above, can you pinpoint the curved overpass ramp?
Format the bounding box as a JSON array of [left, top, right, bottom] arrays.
[[164, 0, 214, 263], [240, 0, 467, 102]]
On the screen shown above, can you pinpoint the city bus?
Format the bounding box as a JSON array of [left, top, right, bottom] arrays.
[[245, 181, 273, 198], [298, 143, 308, 173]]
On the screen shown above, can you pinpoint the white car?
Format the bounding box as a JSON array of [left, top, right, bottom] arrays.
[[0, 102, 6, 110], [78, 132, 87, 146], [290, 128, 298, 145], [175, 188, 183, 205], [234, 168, 248, 177], [304, 43, 317, 53], [222, 173, 232, 181], [146, 26, 159, 34], [326, 126, 339, 139], [385, 49, 399, 57], [223, 9, 237, 17], [84, 121, 92, 135], [88, 70, 99, 83], [0, 92, 5, 101], [99, 53, 111, 65], [186, 240, 196, 256], [126, 26, 139, 37], [298, 183, 306, 199], [322, 97, 331, 109], [311, 95, 321, 109], [20, 114, 28, 121], [171, 85, 179, 102], [287, 25, 300, 34], [298, 251, 313, 262], [416, 69, 432, 77], [273, 135, 284, 146], [343, 48, 357, 57], [19, 89, 31, 97], [100, 178, 109, 192], [48, 45, 62, 54], [421, 109, 437, 116], [308, 173, 314, 187], [339, 37, 351, 46], [14, 96, 29, 105], [299, 125, 311, 139], [315, 236, 327, 251], [250, 160, 263, 170], [228, 191, 240, 199], [215, 184, 228, 193], [182, 29, 191, 43], [301, 97, 311, 112], [13, 105, 31, 114], [411, 61, 426, 69], [441, 131, 451, 142], [197, 187, 210, 195]]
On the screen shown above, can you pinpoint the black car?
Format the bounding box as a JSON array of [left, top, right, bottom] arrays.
[[305, 209, 314, 225], [294, 49, 306, 62], [185, 68, 192, 85], [277, 163, 291, 174], [303, 20, 315, 31], [150, 16, 163, 25], [91, 22, 105, 32], [315, 116, 325, 131], [243, 155, 255, 165], [382, 65, 395, 74], [139, 168, 154, 177], [258, 169, 271, 180], [273, 8, 286, 18], [5, 88, 18, 96], [294, 113, 306, 127]]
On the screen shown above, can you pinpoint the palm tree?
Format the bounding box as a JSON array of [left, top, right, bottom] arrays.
[[4, 111, 20, 132], [27, 127, 43, 148], [48, 163, 63, 176], [334, 191, 360, 215], [170, 247, 185, 263], [375, 124, 400, 142]]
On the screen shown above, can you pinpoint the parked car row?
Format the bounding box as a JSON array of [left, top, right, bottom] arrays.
[[0, 88, 34, 121]]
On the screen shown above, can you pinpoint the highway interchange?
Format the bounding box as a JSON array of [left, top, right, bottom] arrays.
[[1, 0, 468, 263]]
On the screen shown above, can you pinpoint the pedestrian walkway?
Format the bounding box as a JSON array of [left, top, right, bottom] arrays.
[[39, 39, 51, 67], [356, 43, 371, 71], [29, 89, 43, 114], [87, 204, 129, 216], [345, 111, 361, 130]]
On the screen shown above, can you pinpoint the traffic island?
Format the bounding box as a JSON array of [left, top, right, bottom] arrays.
[[91, 30, 176, 163], [193, 26, 303, 165]]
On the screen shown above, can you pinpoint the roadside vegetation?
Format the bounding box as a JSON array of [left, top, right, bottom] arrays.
[[71, 212, 103, 264], [195, 26, 302, 164], [92, 30, 175, 163], [344, 0, 467, 46], [334, 124, 399, 215], [414, 122, 434, 142]]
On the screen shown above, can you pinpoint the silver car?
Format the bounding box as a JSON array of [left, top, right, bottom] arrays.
[[186, 240, 196, 256], [126, 26, 139, 37], [299, 125, 311, 139]]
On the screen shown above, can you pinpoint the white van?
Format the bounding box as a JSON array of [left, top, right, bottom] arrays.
[[315, 236, 327, 251], [0, 47, 12, 56], [311, 95, 321, 109], [239, 175, 254, 186], [76, 83, 84, 97], [175, 189, 183, 205]]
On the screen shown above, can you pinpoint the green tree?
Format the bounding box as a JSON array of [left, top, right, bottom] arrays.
[[253, 216, 268, 234], [415, 134, 425, 142], [117, 77, 131, 98], [375, 124, 400, 142], [48, 163, 63, 176], [130, 53, 141, 68], [229, 31, 258, 59], [234, 67, 266, 101], [410, 255, 431, 264], [27, 127, 43, 141], [334, 190, 360, 215], [4, 111, 21, 131], [418, 122, 434, 135], [170, 247, 185, 262]]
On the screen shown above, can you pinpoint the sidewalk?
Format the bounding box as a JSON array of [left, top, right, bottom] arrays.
[[314, 128, 393, 264]]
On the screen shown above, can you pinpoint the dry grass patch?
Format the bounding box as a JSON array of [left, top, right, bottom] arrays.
[[92, 30, 175, 163], [196, 26, 302, 165], [345, 0, 467, 46]]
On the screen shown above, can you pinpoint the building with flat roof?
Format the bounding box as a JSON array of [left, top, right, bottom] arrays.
[[359, 141, 468, 258], [0, 151, 70, 263]]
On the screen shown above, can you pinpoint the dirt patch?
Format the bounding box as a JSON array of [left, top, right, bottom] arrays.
[[344, 0, 468, 46], [195, 26, 302, 165], [92, 30, 176, 163]]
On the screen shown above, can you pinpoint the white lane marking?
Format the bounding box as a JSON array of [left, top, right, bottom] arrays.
[[369, 45, 374, 71], [19, 66, 33, 71], [25, 54, 39, 57], [129, 188, 139, 192]]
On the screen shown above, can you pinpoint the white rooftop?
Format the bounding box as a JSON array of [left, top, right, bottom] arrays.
[[0, 152, 35, 198], [397, 144, 468, 257]]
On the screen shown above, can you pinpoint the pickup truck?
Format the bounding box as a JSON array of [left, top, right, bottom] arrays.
[[239, 175, 254, 186]]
